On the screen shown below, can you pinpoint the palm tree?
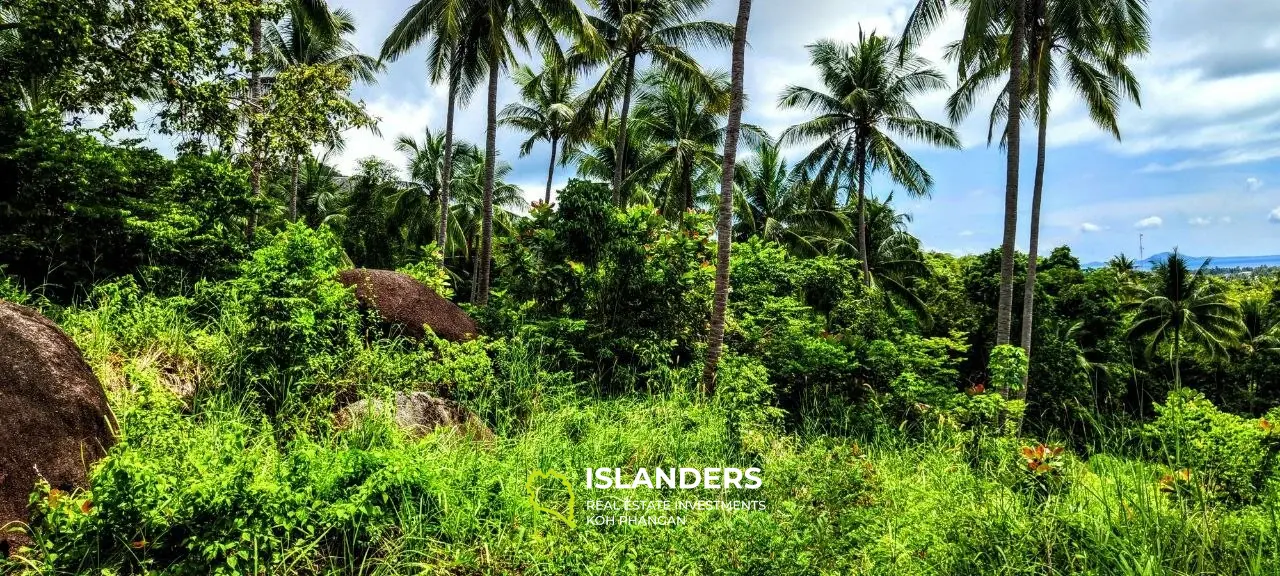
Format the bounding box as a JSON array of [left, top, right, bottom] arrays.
[[903, 0, 1028, 349], [381, 0, 487, 258], [702, 0, 752, 394], [1239, 296, 1280, 411], [562, 114, 660, 203], [573, 0, 734, 204], [733, 137, 849, 255], [393, 128, 481, 252], [296, 149, 345, 227], [950, 0, 1148, 396], [464, 0, 591, 305], [626, 70, 766, 218], [327, 157, 404, 268], [265, 6, 381, 221], [1126, 249, 1244, 389], [499, 58, 585, 205], [1241, 297, 1280, 357], [829, 195, 934, 324], [446, 155, 529, 300], [1108, 253, 1137, 275], [779, 31, 960, 285]]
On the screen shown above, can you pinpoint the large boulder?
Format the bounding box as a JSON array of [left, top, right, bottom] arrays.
[[0, 301, 116, 556], [337, 269, 479, 342], [336, 392, 493, 442]]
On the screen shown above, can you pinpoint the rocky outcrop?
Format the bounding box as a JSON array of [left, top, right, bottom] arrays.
[[337, 269, 479, 342], [0, 301, 116, 556], [336, 392, 493, 442]]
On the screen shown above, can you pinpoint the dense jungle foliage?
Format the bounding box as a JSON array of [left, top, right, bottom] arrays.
[[2, 0, 1279, 573]]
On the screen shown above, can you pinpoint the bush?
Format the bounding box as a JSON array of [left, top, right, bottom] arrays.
[[989, 344, 1028, 395], [223, 223, 362, 415], [1146, 389, 1280, 503], [0, 110, 250, 300], [396, 243, 453, 299], [495, 179, 713, 389], [715, 354, 783, 456]]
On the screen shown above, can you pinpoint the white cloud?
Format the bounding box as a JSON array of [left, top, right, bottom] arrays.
[[1135, 216, 1164, 229], [958, 230, 975, 237], [1188, 217, 1212, 227], [1139, 143, 1280, 173], [334, 97, 443, 174], [1079, 222, 1102, 233], [1270, 207, 1280, 223], [1247, 177, 1265, 191], [1220, 216, 1234, 224]]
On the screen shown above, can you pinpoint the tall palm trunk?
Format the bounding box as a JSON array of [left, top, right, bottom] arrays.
[[995, 0, 1026, 359], [854, 131, 871, 285], [1173, 326, 1182, 390], [611, 54, 638, 205], [474, 62, 499, 306], [1017, 82, 1049, 400], [438, 65, 460, 261], [680, 159, 694, 217], [246, 6, 263, 244], [544, 135, 559, 204], [290, 154, 300, 221], [702, 0, 752, 395], [470, 239, 480, 302]]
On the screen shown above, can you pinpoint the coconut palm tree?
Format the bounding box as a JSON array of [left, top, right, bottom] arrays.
[[446, 155, 529, 300], [467, 0, 593, 305], [949, 0, 1148, 397], [828, 195, 934, 324], [1125, 249, 1244, 389], [1108, 253, 1137, 275], [327, 157, 404, 268], [265, 6, 381, 221], [562, 113, 660, 203], [626, 70, 765, 219], [1241, 297, 1280, 357], [499, 58, 586, 205], [733, 137, 849, 255], [381, 0, 488, 257], [572, 0, 734, 204], [296, 149, 345, 227], [903, 0, 1027, 349], [702, 0, 752, 394], [1239, 296, 1280, 411], [393, 128, 482, 252], [779, 31, 960, 285]]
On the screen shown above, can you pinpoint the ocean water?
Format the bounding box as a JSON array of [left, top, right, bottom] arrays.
[[1084, 254, 1280, 270], [1145, 254, 1280, 270]]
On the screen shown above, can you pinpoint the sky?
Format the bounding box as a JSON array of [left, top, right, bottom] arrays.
[[149, 0, 1280, 263]]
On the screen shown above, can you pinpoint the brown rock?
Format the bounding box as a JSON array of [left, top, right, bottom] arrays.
[[0, 301, 116, 556], [337, 269, 479, 342], [336, 392, 493, 442]]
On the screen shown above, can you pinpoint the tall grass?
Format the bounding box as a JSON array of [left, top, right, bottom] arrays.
[[5, 290, 1278, 575]]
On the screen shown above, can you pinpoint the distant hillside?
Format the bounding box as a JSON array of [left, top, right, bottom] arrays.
[[1084, 253, 1280, 270]]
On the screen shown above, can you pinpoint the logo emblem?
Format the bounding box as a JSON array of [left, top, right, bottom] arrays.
[[526, 469, 576, 528]]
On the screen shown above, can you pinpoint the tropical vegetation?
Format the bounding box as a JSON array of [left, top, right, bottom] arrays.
[[2, 0, 1278, 574]]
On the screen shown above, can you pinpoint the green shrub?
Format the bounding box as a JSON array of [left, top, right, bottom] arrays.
[[716, 354, 783, 456], [223, 223, 362, 415], [1146, 389, 1280, 503], [988, 344, 1028, 395], [395, 243, 453, 299]]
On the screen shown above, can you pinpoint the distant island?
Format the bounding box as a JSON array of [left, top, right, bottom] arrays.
[[1084, 252, 1280, 271]]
